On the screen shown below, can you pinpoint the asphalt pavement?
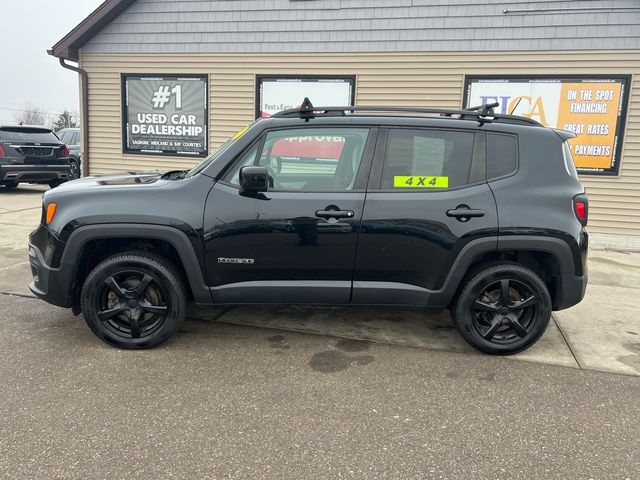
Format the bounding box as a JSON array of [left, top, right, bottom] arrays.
[[0, 293, 639, 479]]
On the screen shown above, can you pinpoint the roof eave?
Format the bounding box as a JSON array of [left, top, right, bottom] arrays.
[[49, 0, 136, 61]]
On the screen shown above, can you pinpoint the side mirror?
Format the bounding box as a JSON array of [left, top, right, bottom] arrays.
[[239, 165, 269, 195]]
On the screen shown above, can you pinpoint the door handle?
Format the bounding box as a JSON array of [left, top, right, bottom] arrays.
[[315, 209, 355, 219], [446, 205, 485, 222]]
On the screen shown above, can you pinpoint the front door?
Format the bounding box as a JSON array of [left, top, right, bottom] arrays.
[[353, 127, 498, 306], [204, 126, 377, 304]]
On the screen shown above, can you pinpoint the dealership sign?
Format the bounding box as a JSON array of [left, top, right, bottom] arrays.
[[122, 74, 208, 157], [464, 76, 630, 175], [256, 75, 355, 118]]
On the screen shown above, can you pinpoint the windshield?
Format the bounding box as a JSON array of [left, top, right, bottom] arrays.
[[185, 123, 255, 178]]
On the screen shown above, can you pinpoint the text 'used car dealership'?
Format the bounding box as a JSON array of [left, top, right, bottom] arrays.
[[49, 0, 640, 248]]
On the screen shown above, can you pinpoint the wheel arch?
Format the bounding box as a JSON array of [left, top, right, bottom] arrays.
[[62, 224, 212, 311], [444, 235, 579, 310]]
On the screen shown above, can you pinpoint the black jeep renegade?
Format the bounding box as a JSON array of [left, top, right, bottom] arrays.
[[28, 101, 588, 354]]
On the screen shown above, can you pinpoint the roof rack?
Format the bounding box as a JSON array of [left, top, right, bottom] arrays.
[[272, 98, 542, 127]]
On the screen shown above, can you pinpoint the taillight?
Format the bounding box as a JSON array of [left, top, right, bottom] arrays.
[[63, 144, 70, 157], [573, 195, 588, 226], [0, 144, 5, 157]]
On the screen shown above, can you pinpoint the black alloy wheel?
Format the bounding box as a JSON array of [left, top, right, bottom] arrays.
[[96, 271, 168, 339], [70, 159, 81, 180], [453, 263, 552, 355], [81, 252, 187, 349]]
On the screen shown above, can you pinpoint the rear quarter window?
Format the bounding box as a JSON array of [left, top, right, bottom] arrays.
[[486, 133, 517, 179], [0, 128, 59, 143]]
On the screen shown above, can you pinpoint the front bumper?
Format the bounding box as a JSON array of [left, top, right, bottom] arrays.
[[1, 164, 70, 183], [28, 226, 73, 308]]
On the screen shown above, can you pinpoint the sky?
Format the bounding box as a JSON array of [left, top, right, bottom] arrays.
[[0, 0, 104, 125]]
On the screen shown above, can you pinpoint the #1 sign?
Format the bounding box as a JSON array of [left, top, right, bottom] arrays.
[[464, 76, 630, 175], [122, 74, 208, 157]]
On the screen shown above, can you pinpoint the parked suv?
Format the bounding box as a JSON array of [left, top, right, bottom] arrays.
[[0, 125, 72, 188], [56, 127, 81, 179], [28, 101, 588, 354]]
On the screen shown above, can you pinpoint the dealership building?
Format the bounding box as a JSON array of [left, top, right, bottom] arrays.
[[50, 0, 640, 248]]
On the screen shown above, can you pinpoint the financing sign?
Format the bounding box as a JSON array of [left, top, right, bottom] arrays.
[[122, 74, 208, 157], [464, 76, 630, 175]]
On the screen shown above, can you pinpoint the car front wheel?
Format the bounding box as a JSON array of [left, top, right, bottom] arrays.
[[453, 263, 552, 355], [80, 252, 187, 349]]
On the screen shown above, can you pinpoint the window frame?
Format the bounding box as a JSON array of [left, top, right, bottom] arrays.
[[368, 126, 486, 193], [485, 132, 519, 181], [219, 125, 378, 193]]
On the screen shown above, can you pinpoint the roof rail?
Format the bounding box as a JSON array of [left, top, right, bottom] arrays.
[[273, 98, 542, 127]]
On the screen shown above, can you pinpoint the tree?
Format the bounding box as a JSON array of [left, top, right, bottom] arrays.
[[14, 105, 45, 126], [53, 110, 78, 131]]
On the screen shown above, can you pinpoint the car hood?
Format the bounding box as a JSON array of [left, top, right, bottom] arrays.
[[43, 171, 176, 198]]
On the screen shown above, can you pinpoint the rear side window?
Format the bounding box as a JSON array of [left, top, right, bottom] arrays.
[[0, 127, 59, 143], [486, 133, 517, 179], [381, 128, 476, 189]]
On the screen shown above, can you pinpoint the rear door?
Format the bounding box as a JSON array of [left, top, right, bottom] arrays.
[[353, 126, 498, 306]]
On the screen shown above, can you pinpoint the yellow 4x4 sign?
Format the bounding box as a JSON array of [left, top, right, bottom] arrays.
[[393, 176, 449, 188]]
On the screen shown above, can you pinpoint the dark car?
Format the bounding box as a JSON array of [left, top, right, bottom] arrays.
[[56, 127, 81, 179], [27, 101, 588, 354], [0, 125, 72, 189]]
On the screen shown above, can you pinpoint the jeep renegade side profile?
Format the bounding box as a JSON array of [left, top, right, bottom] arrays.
[[28, 102, 588, 354]]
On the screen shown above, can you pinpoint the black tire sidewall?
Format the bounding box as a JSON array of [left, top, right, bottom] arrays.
[[454, 264, 552, 355], [81, 254, 186, 349], [70, 160, 80, 180]]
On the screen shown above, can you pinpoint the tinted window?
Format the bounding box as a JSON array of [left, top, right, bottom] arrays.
[[487, 133, 517, 179], [381, 129, 476, 189], [0, 127, 59, 143], [226, 127, 370, 192]]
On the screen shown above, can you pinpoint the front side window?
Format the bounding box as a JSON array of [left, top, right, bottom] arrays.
[[225, 127, 370, 191], [381, 129, 476, 189]]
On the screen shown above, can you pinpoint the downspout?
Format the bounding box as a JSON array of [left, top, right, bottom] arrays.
[[57, 57, 90, 177]]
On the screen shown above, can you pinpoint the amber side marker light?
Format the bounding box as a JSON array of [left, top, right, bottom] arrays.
[[46, 203, 57, 224]]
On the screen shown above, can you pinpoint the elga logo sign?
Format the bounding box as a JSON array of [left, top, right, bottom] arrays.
[[464, 76, 630, 176], [476, 94, 548, 124]]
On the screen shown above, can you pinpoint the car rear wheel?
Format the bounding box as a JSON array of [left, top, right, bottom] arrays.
[[453, 263, 552, 355], [80, 252, 187, 349]]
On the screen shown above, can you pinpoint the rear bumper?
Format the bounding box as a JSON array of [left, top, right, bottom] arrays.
[[553, 271, 588, 310], [0, 164, 70, 183]]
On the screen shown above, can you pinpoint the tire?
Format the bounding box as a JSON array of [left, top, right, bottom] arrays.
[[70, 159, 81, 180], [2, 181, 18, 188], [453, 263, 552, 355], [80, 251, 187, 349]]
